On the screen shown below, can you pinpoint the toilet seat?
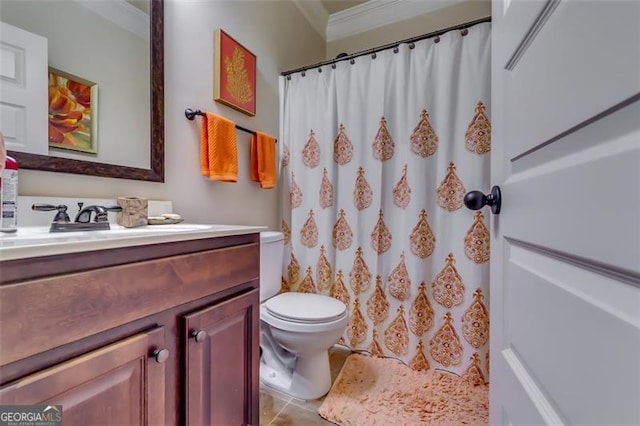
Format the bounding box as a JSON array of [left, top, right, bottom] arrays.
[[265, 293, 346, 323], [261, 293, 348, 333]]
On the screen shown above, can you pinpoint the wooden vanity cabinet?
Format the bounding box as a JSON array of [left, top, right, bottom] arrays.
[[0, 233, 260, 425]]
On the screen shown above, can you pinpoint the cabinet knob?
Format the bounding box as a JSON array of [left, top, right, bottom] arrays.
[[192, 330, 207, 343], [152, 348, 170, 363]]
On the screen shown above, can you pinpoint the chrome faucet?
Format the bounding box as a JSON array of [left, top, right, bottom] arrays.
[[32, 202, 122, 232], [74, 203, 122, 223]]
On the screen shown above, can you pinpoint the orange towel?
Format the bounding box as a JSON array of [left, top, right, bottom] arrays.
[[250, 131, 277, 189], [200, 112, 238, 182]]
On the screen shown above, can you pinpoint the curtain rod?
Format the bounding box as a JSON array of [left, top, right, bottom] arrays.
[[281, 16, 491, 77]]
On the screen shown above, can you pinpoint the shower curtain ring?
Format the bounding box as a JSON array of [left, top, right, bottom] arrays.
[[434, 35, 441, 43], [371, 49, 377, 59], [393, 45, 399, 53], [461, 27, 468, 36]]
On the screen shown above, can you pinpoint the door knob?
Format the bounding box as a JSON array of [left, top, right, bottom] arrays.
[[192, 330, 207, 343], [152, 348, 170, 363], [464, 186, 502, 214]]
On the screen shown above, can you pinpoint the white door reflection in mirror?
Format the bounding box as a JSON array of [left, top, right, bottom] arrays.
[[0, 21, 48, 156]]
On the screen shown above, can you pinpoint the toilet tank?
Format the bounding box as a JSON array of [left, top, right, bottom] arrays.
[[260, 231, 284, 301]]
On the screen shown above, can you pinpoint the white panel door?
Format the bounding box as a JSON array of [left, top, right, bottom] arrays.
[[490, 0, 640, 424], [0, 21, 48, 155]]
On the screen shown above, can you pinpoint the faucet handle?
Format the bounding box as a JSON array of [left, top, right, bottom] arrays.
[[32, 203, 64, 211], [32, 204, 70, 223]]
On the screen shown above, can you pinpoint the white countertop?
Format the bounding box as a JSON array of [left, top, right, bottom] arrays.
[[0, 224, 267, 261]]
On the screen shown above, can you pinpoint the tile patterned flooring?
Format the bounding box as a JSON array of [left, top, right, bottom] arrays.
[[260, 346, 351, 425]]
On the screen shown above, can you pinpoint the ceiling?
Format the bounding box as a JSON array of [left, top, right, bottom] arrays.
[[297, 0, 472, 42], [125, 0, 150, 15], [320, 0, 368, 15]]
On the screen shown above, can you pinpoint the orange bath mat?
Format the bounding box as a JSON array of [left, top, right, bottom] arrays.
[[318, 353, 488, 425]]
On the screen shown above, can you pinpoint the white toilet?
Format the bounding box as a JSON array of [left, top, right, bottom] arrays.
[[259, 231, 348, 400]]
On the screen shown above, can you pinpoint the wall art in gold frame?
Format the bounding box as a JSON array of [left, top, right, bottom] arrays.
[[214, 29, 256, 116]]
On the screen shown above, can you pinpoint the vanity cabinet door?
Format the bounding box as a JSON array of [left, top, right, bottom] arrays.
[[184, 288, 260, 426], [0, 327, 167, 425]]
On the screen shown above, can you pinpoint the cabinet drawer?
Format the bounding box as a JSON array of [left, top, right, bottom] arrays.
[[0, 242, 259, 366], [0, 327, 167, 425]]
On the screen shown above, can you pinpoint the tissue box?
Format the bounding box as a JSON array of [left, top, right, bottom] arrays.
[[116, 197, 148, 228]]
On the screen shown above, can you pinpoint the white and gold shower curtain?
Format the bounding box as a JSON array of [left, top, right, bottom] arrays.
[[278, 23, 491, 383]]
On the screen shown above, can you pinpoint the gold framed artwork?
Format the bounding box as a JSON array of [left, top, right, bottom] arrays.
[[214, 29, 257, 116], [48, 67, 98, 154]]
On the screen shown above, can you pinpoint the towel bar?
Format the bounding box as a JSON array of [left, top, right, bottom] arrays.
[[185, 108, 277, 143]]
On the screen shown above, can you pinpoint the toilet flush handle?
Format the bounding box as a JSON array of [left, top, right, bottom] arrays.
[[192, 330, 207, 342]]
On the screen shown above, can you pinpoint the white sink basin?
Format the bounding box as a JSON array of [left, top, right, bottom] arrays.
[[0, 223, 266, 261], [1, 224, 216, 240], [104, 223, 217, 234]]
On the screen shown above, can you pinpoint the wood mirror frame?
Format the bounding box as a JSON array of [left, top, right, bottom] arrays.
[[7, 0, 164, 182]]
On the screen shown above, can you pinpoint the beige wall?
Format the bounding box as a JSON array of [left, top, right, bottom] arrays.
[[326, 0, 491, 59], [17, 1, 489, 230], [18, 0, 325, 231]]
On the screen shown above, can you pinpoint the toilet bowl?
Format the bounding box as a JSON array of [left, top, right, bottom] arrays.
[[259, 232, 348, 400]]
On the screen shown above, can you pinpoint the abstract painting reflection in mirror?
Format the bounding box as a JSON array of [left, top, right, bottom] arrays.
[[48, 67, 98, 154]]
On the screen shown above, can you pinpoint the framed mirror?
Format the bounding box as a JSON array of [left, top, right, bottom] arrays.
[[6, 0, 164, 182]]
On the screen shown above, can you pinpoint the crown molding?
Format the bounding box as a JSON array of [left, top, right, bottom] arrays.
[[327, 0, 465, 42], [74, 0, 149, 41], [292, 0, 329, 39]]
